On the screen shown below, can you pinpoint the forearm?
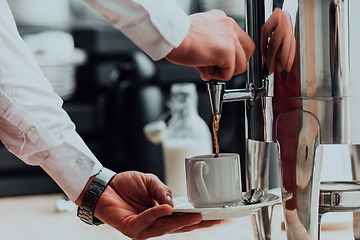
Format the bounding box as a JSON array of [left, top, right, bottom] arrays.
[[0, 1, 103, 202]]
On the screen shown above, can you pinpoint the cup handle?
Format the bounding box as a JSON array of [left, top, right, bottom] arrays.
[[193, 161, 210, 202]]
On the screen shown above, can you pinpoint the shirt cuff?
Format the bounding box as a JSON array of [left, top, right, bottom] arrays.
[[40, 132, 103, 202], [131, 0, 191, 60], [84, 0, 191, 61]]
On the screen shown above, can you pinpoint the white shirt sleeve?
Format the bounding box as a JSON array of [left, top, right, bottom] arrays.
[[83, 0, 191, 60], [0, 1, 103, 202]]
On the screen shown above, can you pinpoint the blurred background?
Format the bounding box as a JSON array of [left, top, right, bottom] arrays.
[[1, 1, 359, 238], [1, 0, 249, 197]]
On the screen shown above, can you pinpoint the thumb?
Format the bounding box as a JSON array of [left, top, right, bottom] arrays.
[[157, 192, 174, 208], [146, 174, 174, 207]]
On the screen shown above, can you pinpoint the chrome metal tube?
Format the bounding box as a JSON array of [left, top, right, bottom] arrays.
[[206, 81, 265, 114], [276, 110, 322, 239], [245, 1, 276, 239], [243, 1, 357, 239], [223, 89, 253, 102], [245, 0, 356, 143], [206, 81, 225, 115], [205, 1, 359, 239], [246, 140, 270, 192], [246, 139, 271, 239]]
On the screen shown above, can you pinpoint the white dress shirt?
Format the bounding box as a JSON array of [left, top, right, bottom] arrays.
[[83, 0, 190, 60], [0, 0, 190, 202]]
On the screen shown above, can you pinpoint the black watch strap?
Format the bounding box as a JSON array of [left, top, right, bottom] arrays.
[[77, 167, 116, 226]]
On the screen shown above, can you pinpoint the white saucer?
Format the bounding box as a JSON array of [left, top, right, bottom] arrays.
[[173, 193, 281, 220]]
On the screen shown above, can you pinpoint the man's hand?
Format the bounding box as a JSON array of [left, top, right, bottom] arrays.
[[91, 171, 221, 240], [166, 10, 255, 81], [260, 8, 296, 74]]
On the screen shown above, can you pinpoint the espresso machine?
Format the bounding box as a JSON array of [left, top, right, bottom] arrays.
[[207, 0, 360, 239]]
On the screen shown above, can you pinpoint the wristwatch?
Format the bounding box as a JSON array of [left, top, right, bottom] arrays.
[[77, 167, 117, 225]]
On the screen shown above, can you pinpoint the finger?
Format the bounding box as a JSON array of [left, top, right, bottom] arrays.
[[260, 34, 269, 62], [130, 204, 174, 234], [265, 27, 284, 73], [209, 9, 227, 17], [261, 8, 281, 59], [205, 66, 217, 80], [210, 63, 234, 81], [233, 23, 255, 62], [275, 46, 282, 72], [209, 18, 249, 80], [277, 30, 292, 72], [285, 36, 296, 72], [145, 174, 174, 207], [137, 213, 203, 239], [211, 43, 237, 80], [171, 219, 223, 234], [195, 67, 212, 81], [233, 38, 249, 76], [202, 53, 235, 80]]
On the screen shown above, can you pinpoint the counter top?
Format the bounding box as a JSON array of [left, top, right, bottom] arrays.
[[0, 194, 354, 240]]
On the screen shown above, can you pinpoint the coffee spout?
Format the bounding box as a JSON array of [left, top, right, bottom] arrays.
[[206, 81, 266, 115], [206, 81, 225, 115]]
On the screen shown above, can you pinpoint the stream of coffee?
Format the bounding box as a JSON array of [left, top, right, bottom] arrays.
[[212, 113, 221, 157]]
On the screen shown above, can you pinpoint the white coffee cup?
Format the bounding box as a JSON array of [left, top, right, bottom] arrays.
[[185, 153, 242, 208]]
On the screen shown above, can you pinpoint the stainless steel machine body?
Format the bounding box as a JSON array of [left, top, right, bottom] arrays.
[[207, 0, 360, 239]]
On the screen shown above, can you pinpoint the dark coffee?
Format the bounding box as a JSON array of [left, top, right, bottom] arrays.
[[212, 113, 221, 157]]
